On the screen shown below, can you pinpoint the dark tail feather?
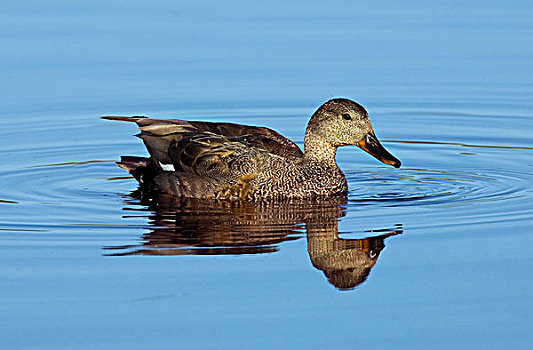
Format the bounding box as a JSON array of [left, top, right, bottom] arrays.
[[116, 156, 161, 186]]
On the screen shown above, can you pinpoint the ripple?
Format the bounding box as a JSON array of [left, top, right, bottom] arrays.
[[0, 155, 135, 231], [383, 139, 533, 151], [346, 167, 531, 209]]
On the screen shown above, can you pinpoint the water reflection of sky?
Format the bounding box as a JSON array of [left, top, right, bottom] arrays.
[[1, 1, 532, 349], [2, 1, 533, 114]]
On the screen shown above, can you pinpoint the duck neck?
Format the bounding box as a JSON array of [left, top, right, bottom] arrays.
[[303, 138, 338, 166]]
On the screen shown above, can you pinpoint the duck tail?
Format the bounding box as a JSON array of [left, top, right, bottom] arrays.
[[116, 156, 161, 185], [101, 116, 147, 124]]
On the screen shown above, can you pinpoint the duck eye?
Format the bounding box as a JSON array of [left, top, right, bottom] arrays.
[[342, 113, 352, 120]]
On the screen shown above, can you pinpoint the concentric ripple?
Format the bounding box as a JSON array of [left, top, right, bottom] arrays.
[[346, 167, 531, 208]]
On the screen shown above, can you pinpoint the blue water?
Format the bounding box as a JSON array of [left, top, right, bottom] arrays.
[[1, 1, 532, 349]]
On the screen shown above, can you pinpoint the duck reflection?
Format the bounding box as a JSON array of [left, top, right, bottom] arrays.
[[106, 192, 401, 290], [307, 224, 400, 290]]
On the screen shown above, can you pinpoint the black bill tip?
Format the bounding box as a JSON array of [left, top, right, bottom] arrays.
[[357, 132, 401, 168]]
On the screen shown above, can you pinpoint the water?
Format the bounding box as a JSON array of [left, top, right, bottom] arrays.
[[1, 1, 532, 349]]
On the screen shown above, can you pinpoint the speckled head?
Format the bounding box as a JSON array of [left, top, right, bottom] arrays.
[[305, 98, 401, 168]]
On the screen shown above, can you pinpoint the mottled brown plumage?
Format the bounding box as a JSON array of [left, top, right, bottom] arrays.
[[103, 98, 401, 200]]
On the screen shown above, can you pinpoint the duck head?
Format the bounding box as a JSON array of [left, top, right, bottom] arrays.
[[305, 98, 401, 168]]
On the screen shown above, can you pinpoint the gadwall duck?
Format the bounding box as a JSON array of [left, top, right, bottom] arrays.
[[103, 98, 400, 200]]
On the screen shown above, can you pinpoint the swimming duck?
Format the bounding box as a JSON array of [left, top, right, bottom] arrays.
[[103, 98, 400, 200]]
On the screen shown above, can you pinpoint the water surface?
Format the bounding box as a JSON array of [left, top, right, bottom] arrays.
[[1, 1, 532, 349]]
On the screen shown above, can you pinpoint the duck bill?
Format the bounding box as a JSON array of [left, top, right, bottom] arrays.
[[356, 132, 401, 168]]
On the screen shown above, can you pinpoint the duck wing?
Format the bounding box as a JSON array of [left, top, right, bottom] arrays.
[[168, 133, 273, 182], [187, 120, 303, 158], [101, 116, 302, 177]]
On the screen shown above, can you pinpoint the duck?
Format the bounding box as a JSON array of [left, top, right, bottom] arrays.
[[102, 98, 401, 200]]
